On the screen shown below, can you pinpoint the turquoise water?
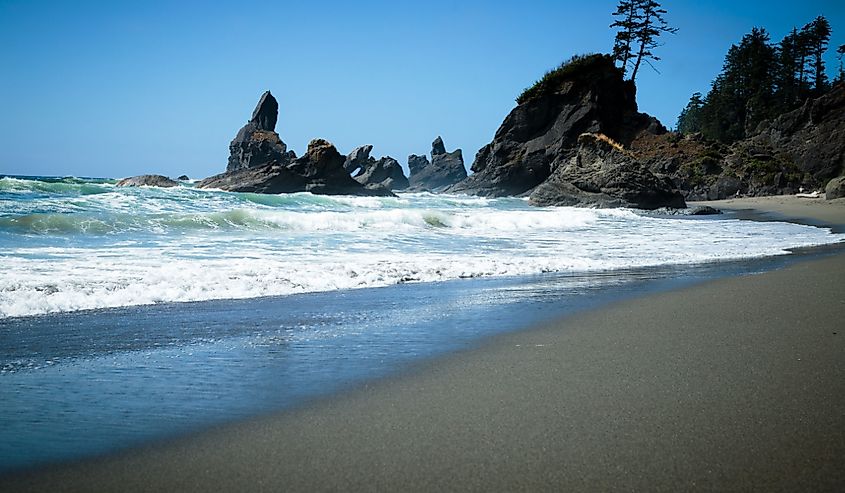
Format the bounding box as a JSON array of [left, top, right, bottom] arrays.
[[1, 175, 842, 319]]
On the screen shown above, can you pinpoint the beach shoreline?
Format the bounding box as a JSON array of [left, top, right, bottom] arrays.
[[2, 195, 845, 491]]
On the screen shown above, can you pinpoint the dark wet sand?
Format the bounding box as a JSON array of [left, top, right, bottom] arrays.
[[3, 199, 845, 492]]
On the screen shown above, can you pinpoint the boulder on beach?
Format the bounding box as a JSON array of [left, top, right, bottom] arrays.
[[116, 175, 180, 188], [826, 176, 845, 200]]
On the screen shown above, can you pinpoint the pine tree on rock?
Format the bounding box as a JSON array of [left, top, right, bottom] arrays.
[[610, 0, 677, 82]]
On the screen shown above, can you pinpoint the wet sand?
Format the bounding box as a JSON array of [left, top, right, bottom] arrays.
[[3, 197, 845, 492]]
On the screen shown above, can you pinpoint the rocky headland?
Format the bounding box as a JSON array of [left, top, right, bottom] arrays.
[[447, 54, 681, 209], [197, 91, 393, 197], [407, 137, 468, 192]]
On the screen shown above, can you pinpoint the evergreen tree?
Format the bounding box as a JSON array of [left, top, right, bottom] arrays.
[[775, 28, 803, 105], [837, 44, 845, 83], [610, 0, 641, 77], [689, 28, 777, 142], [609, 0, 677, 82], [676, 92, 704, 134], [630, 1, 678, 82], [801, 16, 832, 93]]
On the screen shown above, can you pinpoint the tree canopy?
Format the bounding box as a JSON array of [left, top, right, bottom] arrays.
[[677, 16, 838, 143]]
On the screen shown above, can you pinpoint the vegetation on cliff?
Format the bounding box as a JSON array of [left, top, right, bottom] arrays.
[[677, 16, 840, 143], [516, 54, 616, 104]]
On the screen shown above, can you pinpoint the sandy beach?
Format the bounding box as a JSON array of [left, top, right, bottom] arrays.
[[3, 196, 845, 492]]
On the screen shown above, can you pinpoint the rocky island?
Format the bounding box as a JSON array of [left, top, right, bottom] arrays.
[[197, 91, 394, 197]]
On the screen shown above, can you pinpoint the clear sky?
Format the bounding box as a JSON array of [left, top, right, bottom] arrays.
[[1, 0, 843, 178]]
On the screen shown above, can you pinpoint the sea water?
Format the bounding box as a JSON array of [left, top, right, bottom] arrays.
[[1, 175, 842, 318], [1, 175, 844, 473]]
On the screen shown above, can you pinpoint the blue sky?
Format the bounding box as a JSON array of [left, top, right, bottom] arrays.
[[1, 0, 843, 178]]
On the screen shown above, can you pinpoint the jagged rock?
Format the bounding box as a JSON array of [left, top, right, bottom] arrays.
[[449, 54, 661, 197], [431, 136, 447, 156], [198, 139, 394, 197], [177, 175, 190, 181], [116, 175, 179, 188], [826, 176, 845, 200], [354, 156, 409, 190], [251, 91, 278, 131], [407, 137, 467, 192], [528, 133, 685, 209], [226, 91, 295, 173], [343, 145, 409, 190], [344, 145, 374, 175]]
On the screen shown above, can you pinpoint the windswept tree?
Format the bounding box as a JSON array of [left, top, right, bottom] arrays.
[[610, 0, 678, 82], [610, 0, 642, 77]]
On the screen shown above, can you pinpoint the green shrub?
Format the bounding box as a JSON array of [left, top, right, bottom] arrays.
[[516, 53, 617, 104]]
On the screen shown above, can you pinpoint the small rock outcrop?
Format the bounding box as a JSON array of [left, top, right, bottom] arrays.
[[344, 145, 409, 190], [226, 91, 295, 173], [407, 137, 467, 192], [449, 54, 661, 198], [177, 175, 190, 181], [199, 139, 394, 196], [826, 176, 845, 200], [116, 175, 179, 188], [529, 133, 685, 209]]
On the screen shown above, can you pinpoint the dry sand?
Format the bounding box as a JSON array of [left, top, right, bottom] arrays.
[[3, 196, 845, 492], [691, 195, 845, 231]]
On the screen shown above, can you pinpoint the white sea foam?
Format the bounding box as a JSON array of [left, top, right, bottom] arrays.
[[1, 182, 843, 318]]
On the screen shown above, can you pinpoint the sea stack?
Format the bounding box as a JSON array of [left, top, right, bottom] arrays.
[[226, 91, 294, 172], [407, 136, 467, 192], [197, 92, 394, 197], [448, 54, 665, 199]]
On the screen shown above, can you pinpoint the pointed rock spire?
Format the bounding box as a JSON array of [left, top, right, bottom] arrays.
[[431, 136, 446, 156], [250, 90, 279, 131]]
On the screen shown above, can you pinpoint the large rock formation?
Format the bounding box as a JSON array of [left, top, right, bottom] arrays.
[[198, 139, 394, 196], [116, 175, 179, 188], [407, 137, 467, 192], [529, 133, 685, 209], [226, 91, 295, 172], [634, 83, 845, 200], [449, 54, 662, 198], [344, 145, 409, 190], [198, 92, 394, 197]]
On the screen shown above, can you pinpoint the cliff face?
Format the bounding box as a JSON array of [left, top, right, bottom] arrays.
[[449, 55, 663, 198]]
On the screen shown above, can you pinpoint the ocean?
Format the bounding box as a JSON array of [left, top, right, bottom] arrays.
[[1, 175, 844, 473]]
